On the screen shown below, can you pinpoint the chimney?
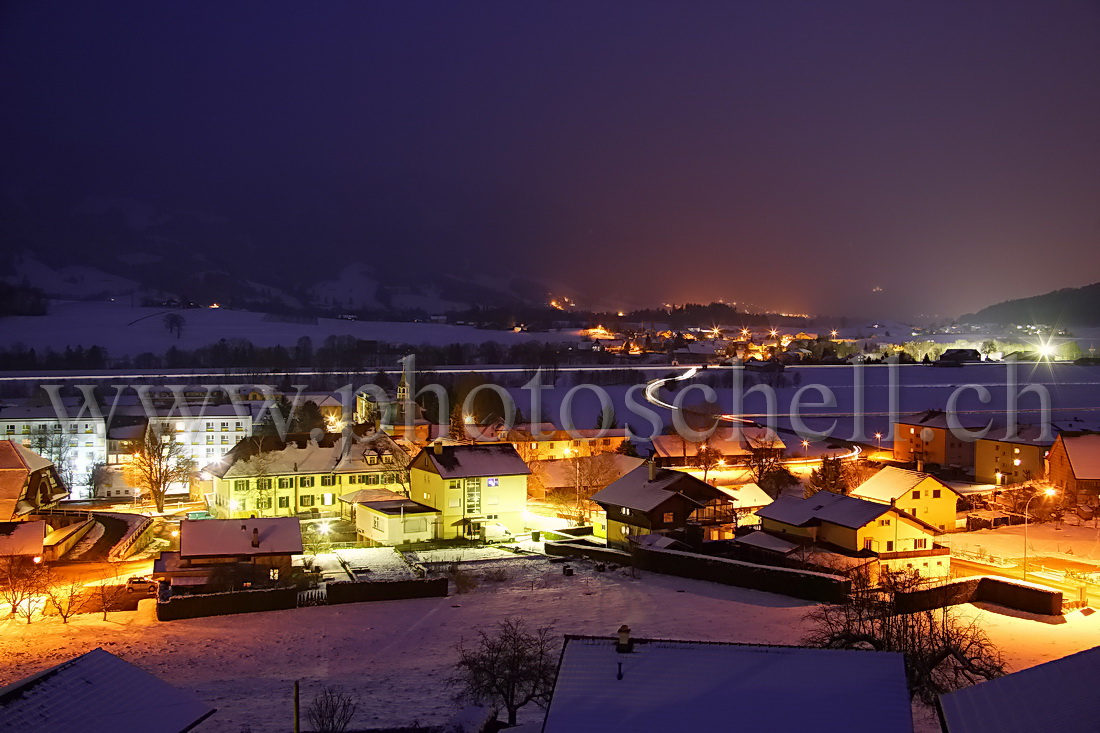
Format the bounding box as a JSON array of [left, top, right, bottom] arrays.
[[251, 527, 260, 548], [433, 439, 444, 455], [648, 460, 657, 482], [616, 624, 633, 653]]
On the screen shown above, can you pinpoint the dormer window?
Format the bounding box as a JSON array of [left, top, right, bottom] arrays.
[[366, 454, 378, 465]]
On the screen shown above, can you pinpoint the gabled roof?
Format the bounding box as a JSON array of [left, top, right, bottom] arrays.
[[852, 466, 958, 503], [542, 636, 913, 733], [651, 427, 784, 460], [1056, 433, 1100, 480], [179, 517, 303, 558], [894, 409, 984, 430], [414, 443, 531, 479], [0, 441, 62, 523], [0, 647, 215, 733], [715, 482, 772, 508], [590, 465, 721, 513], [938, 645, 1100, 733], [733, 530, 800, 554], [0, 520, 46, 556], [206, 430, 406, 479], [756, 492, 890, 529]]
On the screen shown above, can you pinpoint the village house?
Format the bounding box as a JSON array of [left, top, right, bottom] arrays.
[[355, 375, 432, 443], [0, 440, 68, 522], [893, 409, 984, 470], [850, 466, 963, 532], [346, 488, 439, 546], [973, 423, 1055, 485], [541, 627, 914, 733], [152, 516, 303, 593], [650, 426, 784, 469], [203, 430, 410, 519], [471, 418, 629, 461], [1046, 432, 1100, 505], [752, 490, 949, 578], [408, 442, 531, 541], [591, 462, 734, 548]]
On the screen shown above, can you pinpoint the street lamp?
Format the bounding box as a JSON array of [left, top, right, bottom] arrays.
[[1023, 488, 1058, 582], [874, 432, 882, 452]]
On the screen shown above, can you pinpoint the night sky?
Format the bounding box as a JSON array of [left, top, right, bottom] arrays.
[[3, 2, 1099, 320]]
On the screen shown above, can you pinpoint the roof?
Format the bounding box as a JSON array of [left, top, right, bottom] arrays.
[[650, 427, 784, 459], [415, 443, 531, 479], [338, 488, 406, 504], [179, 517, 303, 558], [0, 647, 215, 733], [756, 492, 890, 529], [590, 465, 721, 513], [715, 482, 772, 508], [979, 423, 1058, 447], [542, 636, 913, 733], [0, 441, 62, 523], [207, 430, 407, 479], [938, 645, 1100, 733], [894, 409, 984, 430], [852, 466, 957, 503], [532, 455, 644, 490], [361, 499, 440, 516], [733, 530, 800, 554], [0, 520, 46, 556], [1057, 433, 1100, 480]]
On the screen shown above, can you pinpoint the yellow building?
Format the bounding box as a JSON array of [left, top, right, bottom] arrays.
[[893, 410, 981, 470], [348, 489, 440, 546], [471, 420, 629, 461], [409, 442, 531, 541], [205, 431, 409, 519], [974, 424, 1053, 485], [850, 466, 961, 533], [756, 491, 949, 578]]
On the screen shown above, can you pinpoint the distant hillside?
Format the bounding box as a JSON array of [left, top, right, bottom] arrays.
[[961, 283, 1100, 326]]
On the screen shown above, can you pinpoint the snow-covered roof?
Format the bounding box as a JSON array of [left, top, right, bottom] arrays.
[[0, 520, 46, 556], [757, 492, 890, 529], [533, 455, 644, 490], [0, 647, 215, 733], [895, 409, 985, 430], [1058, 433, 1100, 480], [631, 533, 691, 551], [651, 427, 784, 459], [715, 481, 772, 508], [733, 530, 799, 554], [416, 443, 531, 479], [361, 499, 440, 516], [944, 480, 998, 495], [542, 636, 913, 733], [591, 465, 719, 513], [179, 517, 303, 558], [339, 488, 405, 504], [852, 466, 957, 503], [0, 441, 63, 522], [208, 430, 407, 479], [938, 645, 1100, 733]]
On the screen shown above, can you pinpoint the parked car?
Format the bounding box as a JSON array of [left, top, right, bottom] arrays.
[[126, 576, 158, 594]]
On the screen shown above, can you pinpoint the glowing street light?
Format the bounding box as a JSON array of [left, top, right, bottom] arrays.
[[874, 432, 882, 451], [1023, 488, 1058, 582], [830, 330, 838, 338]]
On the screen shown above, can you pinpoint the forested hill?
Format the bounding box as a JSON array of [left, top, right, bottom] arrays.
[[961, 283, 1100, 326]]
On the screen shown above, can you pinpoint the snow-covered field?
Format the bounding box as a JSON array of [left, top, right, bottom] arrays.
[[1, 558, 1098, 732], [335, 548, 420, 581], [0, 299, 583, 357], [945, 521, 1100, 565]]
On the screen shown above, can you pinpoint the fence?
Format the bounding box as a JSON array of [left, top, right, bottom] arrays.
[[108, 515, 157, 561], [894, 576, 1062, 616], [156, 587, 298, 621], [545, 539, 850, 603], [326, 577, 448, 605]]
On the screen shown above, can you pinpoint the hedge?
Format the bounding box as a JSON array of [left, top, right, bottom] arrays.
[[156, 587, 297, 621], [326, 577, 449, 605], [895, 576, 1062, 616]]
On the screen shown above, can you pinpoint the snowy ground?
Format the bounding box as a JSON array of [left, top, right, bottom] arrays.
[[1, 557, 1098, 733], [409, 547, 522, 564], [335, 548, 419, 581], [945, 521, 1100, 566]]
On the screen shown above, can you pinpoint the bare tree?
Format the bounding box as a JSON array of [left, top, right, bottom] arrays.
[[803, 570, 1005, 703], [548, 453, 620, 526], [92, 565, 128, 621], [0, 555, 42, 619], [451, 617, 557, 726], [43, 569, 87, 623], [30, 428, 74, 491], [305, 685, 358, 733], [163, 312, 185, 339], [749, 438, 797, 499], [238, 450, 279, 517], [124, 424, 197, 512], [692, 443, 723, 484]]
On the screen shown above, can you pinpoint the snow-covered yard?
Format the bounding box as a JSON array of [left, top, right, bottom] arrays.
[[408, 546, 522, 564], [335, 548, 419, 581], [1, 558, 1098, 733], [946, 521, 1100, 566]]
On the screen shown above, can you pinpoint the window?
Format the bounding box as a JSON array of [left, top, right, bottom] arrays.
[[878, 518, 891, 526], [382, 454, 393, 464], [4, 425, 12, 433], [914, 538, 927, 549], [465, 477, 482, 513], [405, 517, 426, 533], [602, 438, 611, 445], [206, 434, 215, 444], [236, 421, 244, 431], [662, 512, 674, 523], [269, 568, 280, 581], [383, 473, 394, 484], [449, 480, 462, 490], [205, 422, 214, 431], [932, 489, 941, 499], [366, 474, 380, 485], [234, 480, 249, 491], [487, 494, 499, 505], [373, 516, 382, 530], [485, 514, 498, 520], [863, 538, 874, 550], [220, 422, 229, 431], [278, 496, 290, 508], [321, 475, 335, 487], [300, 494, 315, 507], [449, 497, 461, 508], [221, 435, 229, 444], [256, 478, 272, 490], [278, 478, 293, 489], [487, 477, 499, 487], [366, 455, 378, 465], [322, 493, 335, 506], [912, 490, 921, 500], [257, 497, 272, 510], [622, 507, 631, 516], [885, 541, 894, 552], [346, 475, 359, 485], [300, 476, 314, 488]]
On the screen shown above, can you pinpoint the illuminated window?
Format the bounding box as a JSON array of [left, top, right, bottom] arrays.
[[487, 477, 499, 487], [914, 538, 927, 549], [662, 512, 674, 523], [932, 489, 941, 499], [912, 490, 920, 500], [300, 476, 314, 488]]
